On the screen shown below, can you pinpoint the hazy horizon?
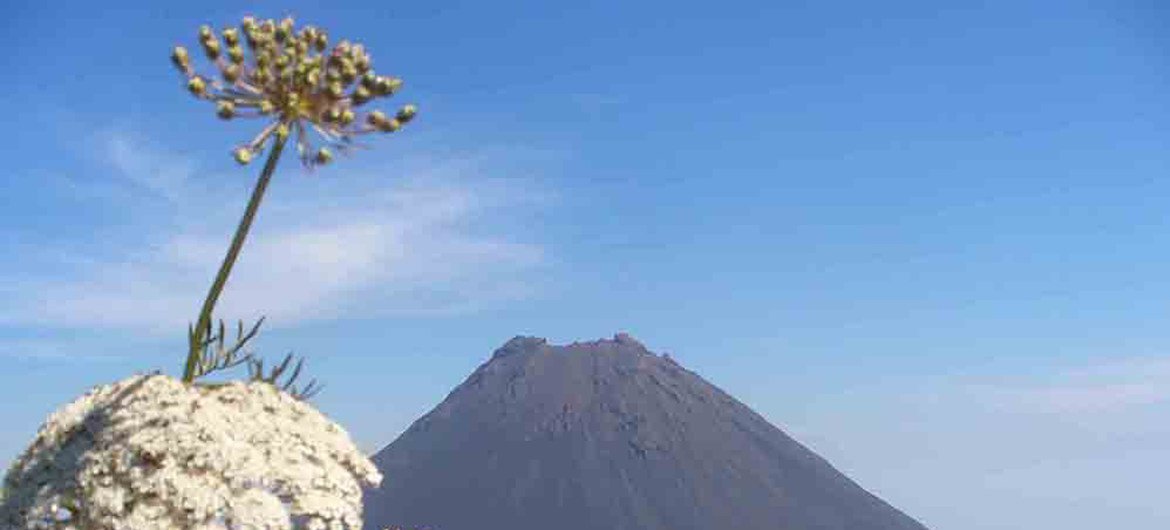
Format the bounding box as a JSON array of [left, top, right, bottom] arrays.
[[3, 2, 1170, 529]]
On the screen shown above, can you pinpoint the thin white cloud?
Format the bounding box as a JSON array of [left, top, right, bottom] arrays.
[[0, 338, 130, 362], [101, 130, 198, 202], [968, 356, 1170, 414], [1, 129, 553, 337]]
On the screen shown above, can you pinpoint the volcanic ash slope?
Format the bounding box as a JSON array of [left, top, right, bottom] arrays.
[[363, 334, 929, 530]]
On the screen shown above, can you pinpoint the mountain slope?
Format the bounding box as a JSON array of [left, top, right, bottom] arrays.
[[364, 334, 928, 530]]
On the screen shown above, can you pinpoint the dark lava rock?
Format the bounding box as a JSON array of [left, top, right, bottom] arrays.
[[363, 334, 928, 530]]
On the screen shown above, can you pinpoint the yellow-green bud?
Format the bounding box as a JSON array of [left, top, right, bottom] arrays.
[[259, 100, 275, 114], [202, 38, 221, 60], [355, 54, 371, 73], [314, 147, 333, 165], [323, 107, 341, 123], [216, 100, 236, 119], [339, 109, 355, 125], [222, 64, 242, 83], [228, 45, 245, 64], [241, 16, 256, 30], [361, 71, 377, 89], [234, 147, 253, 165], [223, 28, 240, 46], [261, 19, 275, 34], [396, 105, 417, 123], [352, 85, 372, 105], [251, 68, 271, 85], [366, 110, 387, 126], [199, 25, 214, 41], [341, 61, 357, 83], [305, 69, 321, 86], [171, 46, 190, 72], [276, 123, 291, 140], [379, 118, 402, 133], [315, 31, 328, 52], [187, 76, 207, 97], [374, 76, 402, 96], [327, 81, 344, 99]]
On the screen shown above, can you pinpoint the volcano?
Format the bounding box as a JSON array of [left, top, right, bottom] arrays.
[[363, 334, 928, 530]]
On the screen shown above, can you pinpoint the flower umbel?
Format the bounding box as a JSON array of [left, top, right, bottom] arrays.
[[172, 15, 417, 168], [173, 16, 418, 387]]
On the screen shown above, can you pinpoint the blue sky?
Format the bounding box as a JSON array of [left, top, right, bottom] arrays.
[[3, 1, 1170, 528]]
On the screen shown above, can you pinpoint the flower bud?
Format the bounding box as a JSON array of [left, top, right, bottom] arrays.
[[199, 25, 214, 41], [355, 54, 371, 73], [171, 46, 190, 73], [374, 76, 402, 96], [223, 27, 240, 47], [187, 76, 207, 97], [234, 147, 253, 165], [222, 64, 242, 83], [276, 123, 291, 140], [341, 61, 358, 83], [396, 104, 417, 123], [352, 85, 372, 105], [216, 100, 236, 119], [339, 109, 355, 125], [366, 110, 387, 126], [327, 81, 344, 99], [259, 100, 275, 114], [361, 71, 377, 89], [228, 46, 245, 64], [314, 147, 333, 165], [379, 118, 402, 133], [202, 38, 221, 60], [251, 68, 271, 85], [315, 31, 328, 52]]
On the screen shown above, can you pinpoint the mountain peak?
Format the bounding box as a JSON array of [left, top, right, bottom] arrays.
[[365, 334, 928, 530]]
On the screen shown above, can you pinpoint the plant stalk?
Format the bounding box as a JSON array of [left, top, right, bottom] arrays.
[[183, 135, 287, 382]]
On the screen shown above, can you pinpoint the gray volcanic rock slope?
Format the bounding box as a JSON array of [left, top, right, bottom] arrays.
[[364, 334, 928, 530]]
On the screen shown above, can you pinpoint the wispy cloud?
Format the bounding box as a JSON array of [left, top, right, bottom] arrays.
[[0, 338, 130, 362], [968, 356, 1170, 414], [102, 131, 197, 202], [1, 129, 554, 337]]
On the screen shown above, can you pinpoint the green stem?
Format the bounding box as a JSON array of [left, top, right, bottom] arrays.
[[183, 135, 287, 383]]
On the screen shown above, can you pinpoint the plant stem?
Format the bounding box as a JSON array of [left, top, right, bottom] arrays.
[[183, 135, 287, 383]]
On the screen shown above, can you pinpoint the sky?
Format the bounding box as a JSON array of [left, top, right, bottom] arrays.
[[2, 1, 1169, 528]]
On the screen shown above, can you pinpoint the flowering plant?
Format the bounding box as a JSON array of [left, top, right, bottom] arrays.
[[0, 15, 416, 529], [174, 15, 416, 393]]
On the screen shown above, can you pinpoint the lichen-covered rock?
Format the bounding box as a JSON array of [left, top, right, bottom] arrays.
[[0, 373, 381, 530]]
